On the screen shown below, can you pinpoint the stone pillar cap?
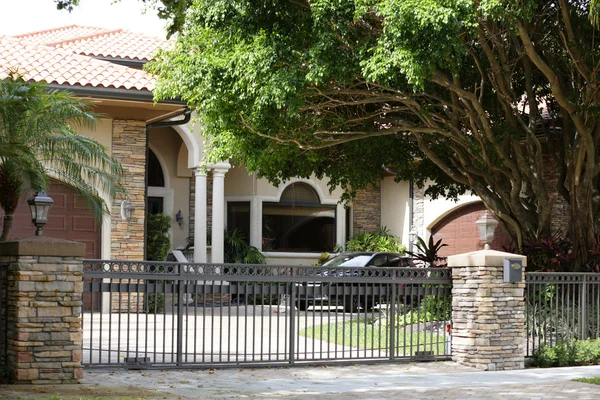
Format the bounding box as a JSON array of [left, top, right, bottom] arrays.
[[447, 249, 527, 267], [0, 236, 86, 257]]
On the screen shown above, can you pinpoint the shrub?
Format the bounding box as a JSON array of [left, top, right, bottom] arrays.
[[531, 339, 600, 367], [146, 213, 171, 261], [405, 236, 448, 267], [337, 226, 406, 253]]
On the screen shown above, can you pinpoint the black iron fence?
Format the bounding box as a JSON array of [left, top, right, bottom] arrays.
[[0, 263, 8, 370], [82, 260, 452, 369], [525, 272, 600, 356]]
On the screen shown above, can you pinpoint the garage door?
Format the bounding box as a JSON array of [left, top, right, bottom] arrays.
[[0, 179, 101, 259], [431, 202, 512, 258]]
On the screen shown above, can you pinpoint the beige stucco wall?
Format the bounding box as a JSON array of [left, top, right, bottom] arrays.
[[380, 177, 411, 245], [149, 127, 191, 249], [76, 118, 113, 150]]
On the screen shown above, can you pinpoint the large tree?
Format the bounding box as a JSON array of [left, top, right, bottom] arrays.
[[0, 75, 123, 241], [146, 0, 600, 270]]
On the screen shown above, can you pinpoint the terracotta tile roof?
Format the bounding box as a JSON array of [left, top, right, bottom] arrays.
[[13, 25, 111, 45], [0, 35, 155, 91], [14, 25, 169, 62]]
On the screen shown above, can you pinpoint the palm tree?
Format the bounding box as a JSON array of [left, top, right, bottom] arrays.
[[0, 73, 123, 241]]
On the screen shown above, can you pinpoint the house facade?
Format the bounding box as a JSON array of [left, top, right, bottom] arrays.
[[0, 25, 498, 265]]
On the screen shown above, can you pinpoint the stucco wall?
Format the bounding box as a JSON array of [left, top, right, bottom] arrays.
[[148, 127, 191, 249], [380, 178, 410, 244]]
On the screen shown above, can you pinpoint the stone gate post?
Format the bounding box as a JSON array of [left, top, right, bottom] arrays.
[[448, 249, 526, 371], [0, 236, 85, 384]]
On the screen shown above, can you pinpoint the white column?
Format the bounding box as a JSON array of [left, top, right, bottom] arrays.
[[193, 168, 207, 263], [210, 162, 231, 263]]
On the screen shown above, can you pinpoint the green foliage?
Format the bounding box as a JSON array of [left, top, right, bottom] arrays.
[[531, 339, 600, 368], [223, 229, 265, 264], [0, 74, 123, 241], [147, 0, 600, 269], [339, 226, 406, 253], [146, 293, 165, 313], [146, 213, 171, 261], [406, 236, 448, 267], [573, 377, 600, 385]]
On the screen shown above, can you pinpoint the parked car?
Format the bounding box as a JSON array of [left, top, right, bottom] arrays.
[[296, 252, 414, 312]]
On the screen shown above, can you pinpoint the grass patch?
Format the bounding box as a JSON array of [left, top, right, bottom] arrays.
[[300, 317, 446, 354], [573, 377, 600, 385]]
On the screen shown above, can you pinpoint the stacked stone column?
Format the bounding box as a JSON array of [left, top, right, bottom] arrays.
[[0, 237, 85, 384], [448, 250, 527, 370]]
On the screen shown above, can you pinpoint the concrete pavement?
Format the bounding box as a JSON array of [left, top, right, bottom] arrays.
[[2, 362, 600, 399]]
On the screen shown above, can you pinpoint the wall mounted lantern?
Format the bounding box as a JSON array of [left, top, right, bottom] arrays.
[[121, 198, 135, 223], [176, 210, 183, 226], [475, 211, 499, 250], [27, 190, 54, 236]]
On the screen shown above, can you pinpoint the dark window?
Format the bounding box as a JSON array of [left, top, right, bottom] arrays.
[[227, 202, 251, 243], [148, 197, 164, 215], [147, 149, 165, 187], [262, 183, 335, 252]]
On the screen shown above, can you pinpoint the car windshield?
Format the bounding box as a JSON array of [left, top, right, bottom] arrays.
[[322, 254, 373, 268]]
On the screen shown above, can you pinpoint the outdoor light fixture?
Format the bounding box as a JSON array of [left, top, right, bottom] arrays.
[[27, 190, 54, 236], [176, 210, 183, 226], [121, 198, 135, 223], [475, 211, 499, 250]]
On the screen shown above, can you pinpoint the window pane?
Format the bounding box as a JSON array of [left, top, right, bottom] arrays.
[[227, 202, 250, 244], [262, 204, 335, 252], [148, 197, 164, 215]]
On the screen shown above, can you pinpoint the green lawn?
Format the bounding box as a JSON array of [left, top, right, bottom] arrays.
[[300, 317, 447, 355], [573, 377, 600, 385]]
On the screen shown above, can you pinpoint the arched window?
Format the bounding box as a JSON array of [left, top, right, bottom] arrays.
[[147, 149, 165, 187], [262, 183, 335, 252], [147, 149, 165, 214]]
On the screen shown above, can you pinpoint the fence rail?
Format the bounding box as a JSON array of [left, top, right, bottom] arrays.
[[525, 272, 600, 356], [82, 260, 452, 369], [0, 263, 8, 370]]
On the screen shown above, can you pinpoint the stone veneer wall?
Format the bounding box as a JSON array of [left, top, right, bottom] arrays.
[[111, 120, 147, 260], [450, 262, 526, 370], [542, 153, 570, 234], [0, 237, 85, 384], [110, 120, 146, 312], [352, 181, 381, 235], [412, 183, 426, 238], [189, 174, 213, 242]]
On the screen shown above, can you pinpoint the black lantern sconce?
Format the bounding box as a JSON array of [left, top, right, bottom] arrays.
[[27, 190, 54, 236], [176, 210, 183, 226]]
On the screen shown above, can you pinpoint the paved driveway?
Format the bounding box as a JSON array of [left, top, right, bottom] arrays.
[[2, 362, 600, 399]]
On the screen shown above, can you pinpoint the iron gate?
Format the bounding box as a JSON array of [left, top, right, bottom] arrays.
[[82, 260, 452, 369]]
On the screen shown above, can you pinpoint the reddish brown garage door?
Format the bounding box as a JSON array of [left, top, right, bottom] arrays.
[[431, 202, 512, 258], [0, 179, 101, 259]]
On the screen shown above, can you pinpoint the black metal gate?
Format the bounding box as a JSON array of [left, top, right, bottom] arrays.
[[82, 260, 452, 369], [0, 263, 8, 370]]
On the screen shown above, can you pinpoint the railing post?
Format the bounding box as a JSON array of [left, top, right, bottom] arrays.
[[176, 265, 185, 366], [289, 267, 296, 365], [389, 270, 397, 361], [581, 275, 588, 340]]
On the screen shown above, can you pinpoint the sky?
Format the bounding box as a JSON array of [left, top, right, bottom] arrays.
[[0, 0, 167, 38]]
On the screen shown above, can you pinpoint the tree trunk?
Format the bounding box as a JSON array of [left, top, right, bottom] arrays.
[[569, 180, 595, 272], [0, 213, 14, 242]]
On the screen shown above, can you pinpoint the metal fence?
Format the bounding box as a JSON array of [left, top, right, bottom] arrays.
[[525, 272, 600, 356], [82, 260, 452, 369], [0, 263, 8, 370]]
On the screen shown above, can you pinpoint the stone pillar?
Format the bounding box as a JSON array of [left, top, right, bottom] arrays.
[[0, 237, 85, 384], [193, 168, 207, 263], [110, 119, 147, 260], [352, 181, 381, 235], [210, 163, 230, 264], [448, 249, 527, 371]]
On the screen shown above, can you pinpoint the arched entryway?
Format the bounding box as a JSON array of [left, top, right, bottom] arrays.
[[0, 179, 101, 259], [431, 202, 512, 258]]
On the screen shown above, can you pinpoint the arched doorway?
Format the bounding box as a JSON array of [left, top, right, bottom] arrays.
[[431, 202, 512, 258], [0, 179, 101, 259]]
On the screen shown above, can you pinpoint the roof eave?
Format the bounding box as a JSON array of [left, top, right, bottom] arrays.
[[46, 83, 184, 105]]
